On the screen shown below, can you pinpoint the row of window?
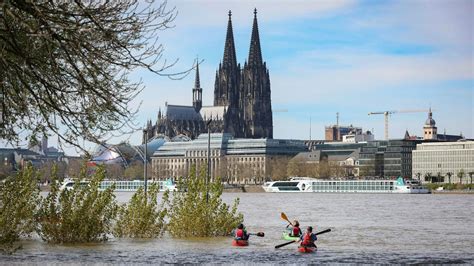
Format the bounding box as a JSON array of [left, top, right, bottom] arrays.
[[186, 150, 220, 157]]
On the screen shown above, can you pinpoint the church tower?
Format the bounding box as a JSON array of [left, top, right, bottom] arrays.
[[214, 11, 242, 137], [240, 9, 273, 138], [192, 61, 202, 112], [214, 11, 240, 108], [423, 108, 437, 140]]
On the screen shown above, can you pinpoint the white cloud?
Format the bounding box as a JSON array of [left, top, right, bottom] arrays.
[[350, 0, 473, 52], [171, 0, 356, 27], [270, 49, 473, 105]]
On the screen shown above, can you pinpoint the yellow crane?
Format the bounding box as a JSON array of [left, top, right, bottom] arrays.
[[368, 109, 430, 140]]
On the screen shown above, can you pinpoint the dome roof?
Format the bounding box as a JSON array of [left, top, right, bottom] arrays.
[[424, 108, 436, 126], [425, 117, 436, 126]]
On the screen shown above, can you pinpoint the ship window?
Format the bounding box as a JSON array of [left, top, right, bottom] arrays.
[[273, 182, 299, 187]]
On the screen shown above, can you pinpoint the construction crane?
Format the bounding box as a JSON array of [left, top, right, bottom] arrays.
[[368, 109, 430, 140]]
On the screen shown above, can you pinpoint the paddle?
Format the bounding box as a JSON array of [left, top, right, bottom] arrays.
[[281, 212, 293, 226], [248, 232, 265, 237], [274, 228, 331, 249]]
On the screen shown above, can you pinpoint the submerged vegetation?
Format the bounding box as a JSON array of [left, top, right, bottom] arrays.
[[0, 163, 244, 252], [167, 166, 243, 237], [0, 164, 39, 253], [36, 166, 117, 243], [114, 184, 168, 238]]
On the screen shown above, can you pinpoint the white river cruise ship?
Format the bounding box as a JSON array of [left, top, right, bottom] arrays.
[[262, 177, 429, 194], [60, 179, 177, 192]]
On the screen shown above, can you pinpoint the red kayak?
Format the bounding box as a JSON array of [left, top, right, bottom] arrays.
[[298, 245, 317, 253], [232, 239, 249, 246]]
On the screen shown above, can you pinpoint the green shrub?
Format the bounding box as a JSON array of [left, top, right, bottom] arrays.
[[114, 183, 168, 238], [36, 166, 117, 243], [425, 183, 441, 190], [426, 183, 474, 191], [0, 164, 40, 252], [166, 165, 243, 237]]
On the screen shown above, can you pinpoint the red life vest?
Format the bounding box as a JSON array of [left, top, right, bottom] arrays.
[[292, 226, 301, 236], [301, 232, 313, 246], [235, 229, 244, 238]]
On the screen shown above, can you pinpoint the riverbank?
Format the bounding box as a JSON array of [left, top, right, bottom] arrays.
[[223, 184, 264, 193], [431, 190, 474, 194], [40, 184, 265, 193]]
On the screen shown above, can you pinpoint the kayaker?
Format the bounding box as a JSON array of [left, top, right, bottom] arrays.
[[299, 226, 317, 247], [235, 223, 249, 240], [286, 220, 302, 237]]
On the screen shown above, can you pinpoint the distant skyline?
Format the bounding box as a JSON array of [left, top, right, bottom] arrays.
[[2, 0, 473, 155]]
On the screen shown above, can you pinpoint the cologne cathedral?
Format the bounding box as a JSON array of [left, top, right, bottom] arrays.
[[144, 9, 272, 142]]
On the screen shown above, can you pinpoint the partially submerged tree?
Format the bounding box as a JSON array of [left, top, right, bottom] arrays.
[[0, 164, 39, 253], [114, 184, 168, 238], [166, 165, 243, 237], [0, 0, 184, 149], [36, 166, 117, 243]]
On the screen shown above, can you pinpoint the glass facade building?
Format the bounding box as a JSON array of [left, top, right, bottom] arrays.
[[359, 139, 422, 178], [412, 141, 474, 183]]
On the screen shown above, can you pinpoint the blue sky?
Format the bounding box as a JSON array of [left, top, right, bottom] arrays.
[[4, 0, 473, 154]]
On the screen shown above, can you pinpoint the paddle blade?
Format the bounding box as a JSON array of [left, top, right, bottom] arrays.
[[280, 212, 291, 224], [248, 232, 265, 237], [275, 240, 296, 249], [315, 228, 331, 236]]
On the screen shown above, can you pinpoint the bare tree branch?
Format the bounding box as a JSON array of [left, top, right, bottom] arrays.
[[0, 0, 188, 152]]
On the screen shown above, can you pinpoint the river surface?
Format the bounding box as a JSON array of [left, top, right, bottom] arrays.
[[1, 192, 473, 264]]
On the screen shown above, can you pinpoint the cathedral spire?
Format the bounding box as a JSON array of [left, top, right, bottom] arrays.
[[194, 59, 201, 89], [192, 59, 202, 112], [222, 10, 237, 69], [248, 8, 263, 67]]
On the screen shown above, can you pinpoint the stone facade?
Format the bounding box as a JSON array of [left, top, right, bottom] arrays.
[[423, 108, 437, 140], [144, 9, 272, 142], [151, 133, 306, 184]]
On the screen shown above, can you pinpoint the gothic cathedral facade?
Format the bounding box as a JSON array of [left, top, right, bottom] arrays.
[[144, 9, 272, 142]]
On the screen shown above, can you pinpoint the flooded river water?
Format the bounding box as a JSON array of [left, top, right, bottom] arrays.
[[1, 192, 473, 264]]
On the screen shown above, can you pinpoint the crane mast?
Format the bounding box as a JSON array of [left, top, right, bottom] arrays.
[[368, 109, 430, 140]]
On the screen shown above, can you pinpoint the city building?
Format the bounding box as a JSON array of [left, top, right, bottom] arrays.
[[423, 108, 437, 140], [144, 9, 272, 142], [325, 124, 363, 141], [358, 139, 423, 178], [88, 137, 166, 168], [151, 133, 306, 184], [0, 136, 67, 177], [422, 108, 463, 141], [292, 148, 361, 177], [342, 130, 374, 143], [412, 141, 474, 183]]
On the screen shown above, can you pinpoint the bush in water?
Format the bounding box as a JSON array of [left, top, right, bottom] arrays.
[[166, 165, 243, 237], [114, 183, 168, 238], [36, 165, 117, 243], [0, 164, 40, 253]]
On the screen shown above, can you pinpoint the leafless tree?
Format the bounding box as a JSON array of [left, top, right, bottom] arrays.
[[37, 160, 67, 182], [267, 157, 290, 181], [66, 158, 84, 178], [287, 157, 307, 177], [123, 160, 153, 180], [0, 1, 188, 151], [105, 164, 124, 180]]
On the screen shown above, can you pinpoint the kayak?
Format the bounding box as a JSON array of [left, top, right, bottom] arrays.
[[298, 245, 317, 253], [282, 231, 300, 241], [232, 239, 249, 246]]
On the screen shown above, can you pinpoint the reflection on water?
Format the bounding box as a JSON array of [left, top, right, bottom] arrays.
[[2, 193, 473, 264]]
